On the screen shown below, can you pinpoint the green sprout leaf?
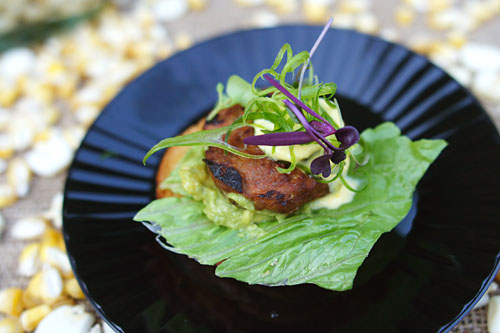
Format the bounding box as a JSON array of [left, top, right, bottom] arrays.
[[143, 123, 265, 165]]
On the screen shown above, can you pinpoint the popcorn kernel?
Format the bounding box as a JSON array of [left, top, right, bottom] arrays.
[[20, 304, 51, 331], [0, 288, 25, 316]]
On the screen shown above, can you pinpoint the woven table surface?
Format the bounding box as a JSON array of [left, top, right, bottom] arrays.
[[0, 0, 499, 332]]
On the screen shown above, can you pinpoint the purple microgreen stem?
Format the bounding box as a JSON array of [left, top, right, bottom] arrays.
[[282, 99, 335, 153], [264, 74, 333, 128], [298, 17, 333, 99], [310, 120, 335, 136], [243, 131, 315, 146]]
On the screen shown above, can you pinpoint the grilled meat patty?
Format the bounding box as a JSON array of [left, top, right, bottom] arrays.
[[203, 105, 329, 214]]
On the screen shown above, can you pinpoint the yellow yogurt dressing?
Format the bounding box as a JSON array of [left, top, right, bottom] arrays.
[[254, 98, 345, 162], [253, 98, 358, 210], [310, 175, 359, 210]]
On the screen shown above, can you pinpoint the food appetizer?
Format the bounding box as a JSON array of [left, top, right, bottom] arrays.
[[134, 19, 447, 291]]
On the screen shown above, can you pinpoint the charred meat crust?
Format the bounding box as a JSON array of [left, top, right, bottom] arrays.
[[204, 158, 243, 193], [203, 105, 329, 214]]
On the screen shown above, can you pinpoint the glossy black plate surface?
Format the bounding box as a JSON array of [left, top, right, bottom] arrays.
[[63, 26, 500, 333]]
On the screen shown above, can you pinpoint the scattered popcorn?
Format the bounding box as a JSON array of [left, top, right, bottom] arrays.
[[474, 282, 499, 310], [44, 193, 63, 229], [41, 228, 65, 251], [463, 1, 495, 23], [429, 43, 459, 68], [444, 65, 472, 87], [7, 120, 36, 152], [22, 81, 54, 105], [26, 131, 73, 177], [0, 184, 17, 208], [0, 88, 18, 108], [427, 9, 452, 30], [35, 305, 95, 333], [489, 295, 500, 333], [7, 158, 32, 198], [378, 28, 399, 42], [102, 322, 115, 333], [395, 6, 415, 27], [250, 10, 280, 27], [459, 43, 500, 73], [39, 266, 64, 305], [75, 105, 100, 127], [42, 106, 60, 127], [49, 296, 74, 309], [175, 33, 194, 50], [0, 288, 24, 317], [43, 247, 73, 277], [266, 0, 298, 14], [471, 71, 500, 103], [478, 293, 492, 309], [331, 13, 355, 28], [0, 108, 10, 131], [408, 34, 435, 54], [188, 0, 207, 11], [18, 243, 41, 277], [354, 12, 379, 34], [152, 0, 189, 22], [73, 85, 104, 109], [0, 48, 36, 81], [20, 304, 51, 331], [11, 217, 47, 240], [89, 323, 103, 333], [428, 0, 453, 13], [0, 317, 22, 333], [63, 125, 86, 150], [132, 5, 156, 28], [64, 278, 85, 300], [338, 0, 370, 14], [15, 98, 44, 116], [0, 134, 14, 159], [447, 30, 467, 48], [25, 266, 64, 306], [303, 0, 330, 23], [403, 0, 428, 13], [149, 24, 170, 43], [488, 0, 500, 14]]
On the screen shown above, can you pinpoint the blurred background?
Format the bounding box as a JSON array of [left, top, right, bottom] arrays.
[[0, 0, 499, 332]]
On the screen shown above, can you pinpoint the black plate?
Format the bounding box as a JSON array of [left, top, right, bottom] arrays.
[[63, 26, 500, 333]]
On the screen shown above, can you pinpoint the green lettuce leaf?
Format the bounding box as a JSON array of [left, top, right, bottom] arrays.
[[134, 123, 447, 291], [207, 76, 257, 121], [226, 75, 257, 107]]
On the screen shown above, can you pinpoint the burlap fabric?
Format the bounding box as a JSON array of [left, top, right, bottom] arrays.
[[0, 175, 65, 290], [0, 0, 499, 331]]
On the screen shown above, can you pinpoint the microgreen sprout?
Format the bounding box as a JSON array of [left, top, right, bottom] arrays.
[[241, 18, 361, 179], [144, 18, 361, 182], [243, 76, 359, 179], [298, 17, 334, 99], [243, 79, 359, 178]]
